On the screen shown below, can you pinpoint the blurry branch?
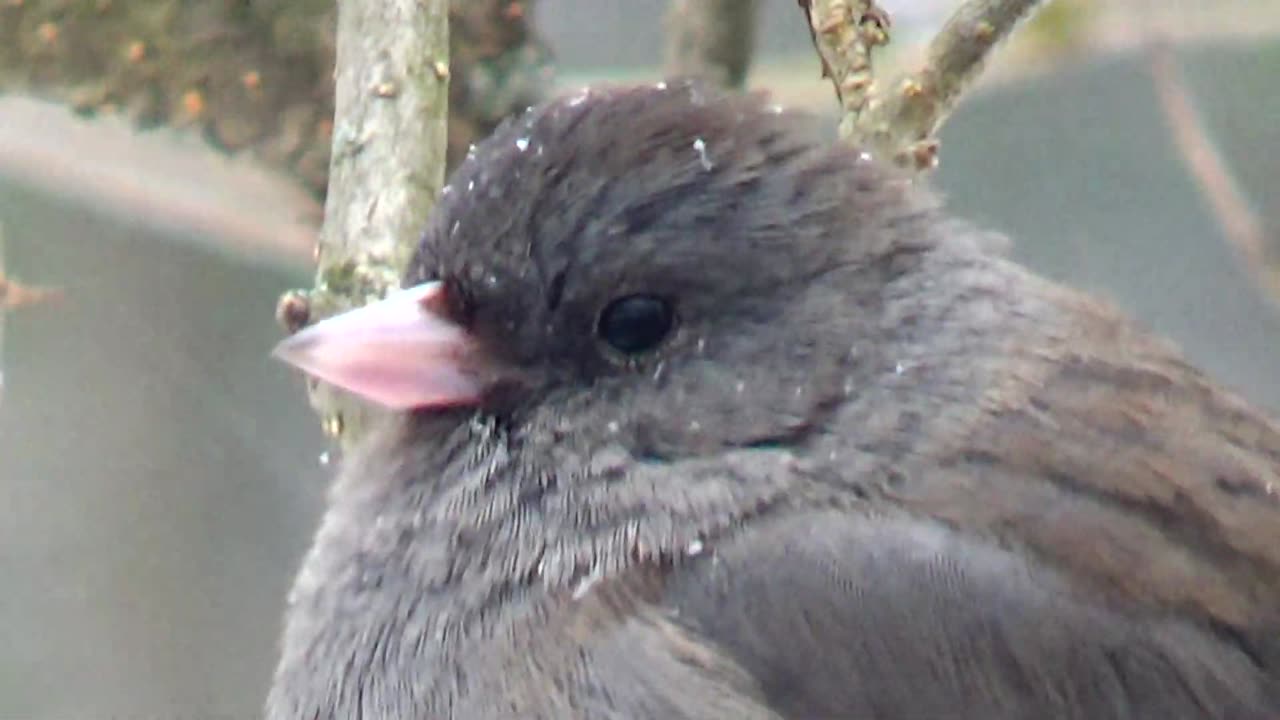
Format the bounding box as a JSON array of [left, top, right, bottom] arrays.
[[286, 0, 450, 447], [0, 222, 64, 314], [798, 0, 1049, 170], [1146, 41, 1280, 309], [0, 0, 339, 197], [0, 220, 4, 407], [0, 218, 64, 410], [449, 1, 554, 168], [664, 0, 761, 89], [0, 1, 551, 200], [0, 274, 65, 313]]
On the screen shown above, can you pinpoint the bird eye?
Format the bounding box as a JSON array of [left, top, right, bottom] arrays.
[[597, 295, 675, 355]]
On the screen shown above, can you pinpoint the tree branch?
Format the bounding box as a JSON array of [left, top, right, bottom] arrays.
[[664, 0, 762, 89], [801, 0, 1049, 170], [798, 1, 890, 136], [0, 0, 339, 196], [298, 0, 450, 446], [0, 0, 549, 198], [1146, 40, 1280, 309]]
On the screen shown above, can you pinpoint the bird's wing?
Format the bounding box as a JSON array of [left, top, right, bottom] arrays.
[[657, 509, 1279, 719], [641, 294, 1280, 719], [877, 296, 1280, 666]]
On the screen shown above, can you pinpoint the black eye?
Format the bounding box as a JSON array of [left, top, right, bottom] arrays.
[[597, 295, 675, 355]]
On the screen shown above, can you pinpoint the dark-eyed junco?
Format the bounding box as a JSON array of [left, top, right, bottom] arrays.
[[268, 80, 1280, 719]]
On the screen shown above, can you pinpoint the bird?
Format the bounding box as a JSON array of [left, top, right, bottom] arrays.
[[268, 80, 1280, 719]]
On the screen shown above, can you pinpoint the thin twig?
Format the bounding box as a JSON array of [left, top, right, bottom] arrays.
[[665, 0, 762, 89], [1147, 40, 1280, 309], [798, 0, 890, 138], [0, 219, 64, 410], [802, 0, 1049, 170], [0, 221, 63, 314], [289, 0, 451, 446], [869, 0, 1049, 169]]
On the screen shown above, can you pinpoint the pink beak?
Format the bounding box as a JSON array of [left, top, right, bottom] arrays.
[[273, 282, 485, 410]]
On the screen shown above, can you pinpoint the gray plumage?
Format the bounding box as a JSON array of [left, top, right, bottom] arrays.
[[267, 81, 1280, 719]]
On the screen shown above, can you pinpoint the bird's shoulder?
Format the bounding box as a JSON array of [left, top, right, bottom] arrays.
[[872, 278, 1280, 658]]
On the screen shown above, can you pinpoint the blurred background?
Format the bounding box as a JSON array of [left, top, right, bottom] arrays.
[[1, 0, 1278, 717]]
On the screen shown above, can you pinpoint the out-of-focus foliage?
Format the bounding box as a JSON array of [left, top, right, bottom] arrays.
[[1022, 0, 1098, 56], [0, 0, 553, 197], [0, 0, 336, 194]]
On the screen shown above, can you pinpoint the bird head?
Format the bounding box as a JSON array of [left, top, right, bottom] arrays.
[[275, 80, 940, 460]]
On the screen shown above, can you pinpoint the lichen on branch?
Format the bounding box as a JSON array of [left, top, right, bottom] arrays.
[[800, 0, 1050, 170], [299, 0, 450, 446]]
